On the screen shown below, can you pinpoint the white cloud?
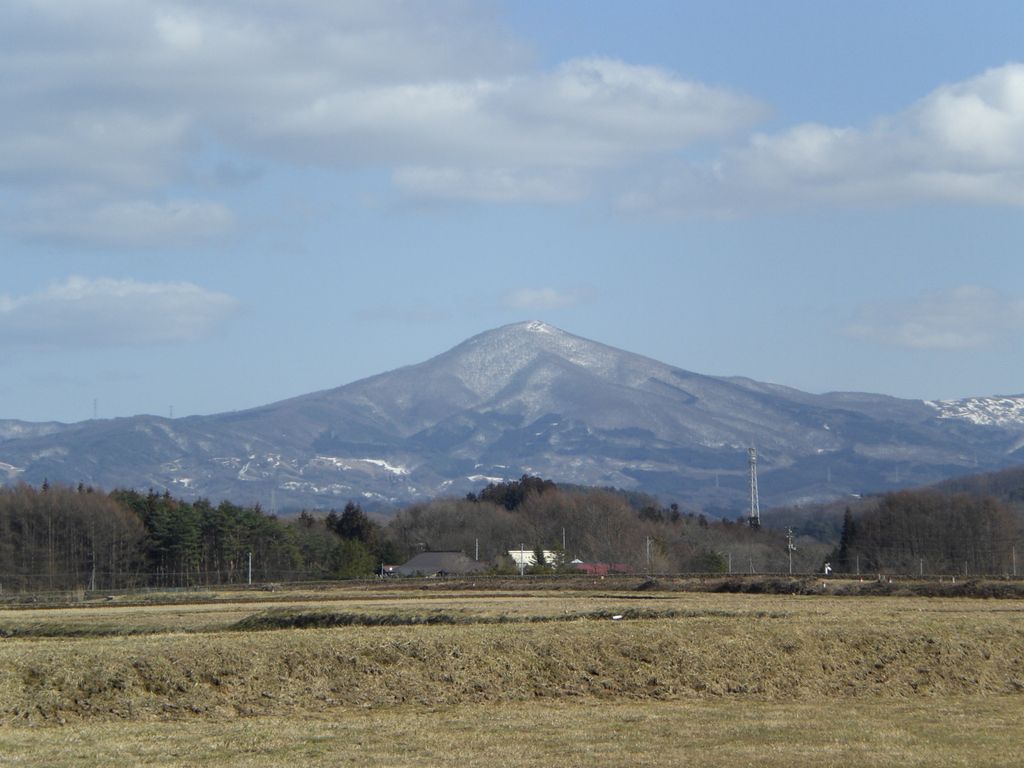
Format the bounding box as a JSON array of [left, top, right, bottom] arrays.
[[494, 58, 764, 161], [0, 113, 191, 191], [383, 59, 763, 202], [10, 198, 234, 248], [272, 57, 763, 166], [0, 1, 537, 236], [847, 285, 1024, 350], [502, 287, 589, 312], [0, 277, 238, 347], [0, 2, 528, 185], [628, 63, 1024, 214]]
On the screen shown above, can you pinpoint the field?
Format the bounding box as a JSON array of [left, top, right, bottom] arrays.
[[1, 577, 1023, 766]]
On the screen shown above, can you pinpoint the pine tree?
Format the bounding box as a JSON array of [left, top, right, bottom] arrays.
[[531, 544, 548, 572]]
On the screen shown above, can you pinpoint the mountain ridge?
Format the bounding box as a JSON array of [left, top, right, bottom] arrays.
[[1, 321, 1023, 512]]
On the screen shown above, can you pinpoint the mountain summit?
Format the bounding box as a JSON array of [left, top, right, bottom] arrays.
[[2, 322, 1023, 513]]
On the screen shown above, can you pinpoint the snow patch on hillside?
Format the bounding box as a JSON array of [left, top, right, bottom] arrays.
[[281, 480, 352, 495], [312, 456, 353, 471], [312, 456, 410, 476], [0, 461, 25, 477], [359, 458, 410, 476], [925, 396, 1024, 427], [0, 421, 67, 442]]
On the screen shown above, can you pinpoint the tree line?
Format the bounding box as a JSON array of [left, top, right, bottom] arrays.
[[409, 477, 811, 574], [0, 483, 142, 592], [1, 473, 1021, 592], [827, 489, 1021, 576], [0, 485, 397, 591]]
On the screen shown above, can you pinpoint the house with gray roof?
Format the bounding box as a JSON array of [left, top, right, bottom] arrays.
[[395, 551, 487, 577]]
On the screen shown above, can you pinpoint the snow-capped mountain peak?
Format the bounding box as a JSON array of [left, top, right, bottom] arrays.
[[525, 320, 554, 334], [925, 396, 1024, 428]]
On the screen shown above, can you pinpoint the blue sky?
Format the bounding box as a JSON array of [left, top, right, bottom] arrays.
[[2, 1, 1023, 423]]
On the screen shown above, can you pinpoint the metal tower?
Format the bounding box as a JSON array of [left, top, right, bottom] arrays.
[[748, 446, 760, 529]]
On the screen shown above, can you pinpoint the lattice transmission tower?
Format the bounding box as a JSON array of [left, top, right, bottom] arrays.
[[748, 445, 760, 529]]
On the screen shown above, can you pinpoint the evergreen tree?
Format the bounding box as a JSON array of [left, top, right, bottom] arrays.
[[332, 538, 376, 578], [533, 544, 547, 567], [336, 501, 376, 543]]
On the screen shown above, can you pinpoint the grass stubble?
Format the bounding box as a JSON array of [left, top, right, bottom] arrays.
[[1, 584, 1022, 767]]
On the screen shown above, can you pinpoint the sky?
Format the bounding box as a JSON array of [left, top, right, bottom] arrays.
[[2, 0, 1024, 423]]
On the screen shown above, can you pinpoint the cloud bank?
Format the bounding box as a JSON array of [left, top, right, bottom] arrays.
[[0, 277, 238, 347], [0, 1, 1022, 245], [847, 285, 1024, 350], [0, 0, 764, 241], [628, 64, 1024, 215], [9, 198, 234, 248]]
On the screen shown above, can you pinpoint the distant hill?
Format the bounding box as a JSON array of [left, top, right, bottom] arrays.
[[2, 321, 1023, 512], [931, 464, 1024, 506], [765, 460, 1024, 546]]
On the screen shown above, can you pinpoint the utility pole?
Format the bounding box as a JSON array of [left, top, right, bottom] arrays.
[[519, 543, 525, 576], [645, 536, 652, 576], [247, 552, 252, 586], [1013, 546, 1017, 578], [475, 538, 479, 562], [786, 528, 796, 575]]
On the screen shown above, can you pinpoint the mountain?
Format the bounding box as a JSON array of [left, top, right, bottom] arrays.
[[2, 321, 1023, 513]]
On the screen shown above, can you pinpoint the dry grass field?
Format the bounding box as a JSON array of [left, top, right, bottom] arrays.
[[1, 578, 1023, 766]]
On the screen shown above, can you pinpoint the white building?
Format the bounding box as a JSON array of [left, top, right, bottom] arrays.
[[507, 548, 560, 568]]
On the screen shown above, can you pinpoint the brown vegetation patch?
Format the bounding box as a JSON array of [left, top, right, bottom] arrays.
[[2, 592, 1023, 725], [4, 697, 1024, 767]]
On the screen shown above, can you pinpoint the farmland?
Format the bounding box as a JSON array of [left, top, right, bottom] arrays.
[[1, 578, 1023, 766]]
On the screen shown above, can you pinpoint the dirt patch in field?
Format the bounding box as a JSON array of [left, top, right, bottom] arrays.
[[374, 574, 1024, 600], [228, 606, 782, 631]]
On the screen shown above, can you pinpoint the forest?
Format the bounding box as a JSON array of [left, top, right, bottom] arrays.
[[0, 473, 1021, 592], [827, 490, 1019, 575]]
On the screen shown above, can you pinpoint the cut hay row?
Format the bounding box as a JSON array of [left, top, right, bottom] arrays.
[[2, 597, 1023, 724]]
